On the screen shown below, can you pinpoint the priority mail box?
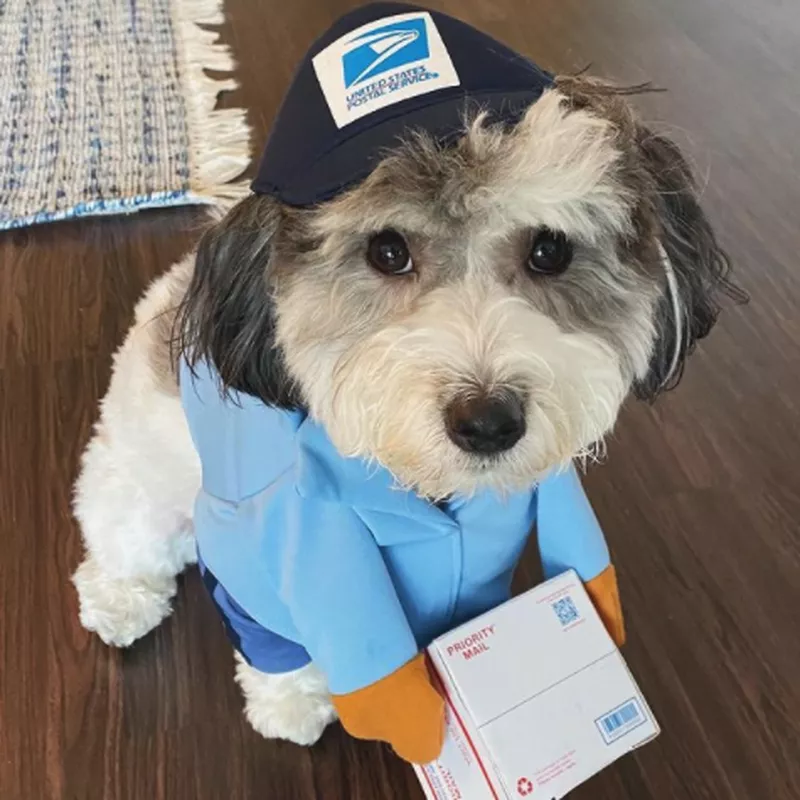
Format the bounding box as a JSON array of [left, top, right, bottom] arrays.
[[415, 570, 659, 799]]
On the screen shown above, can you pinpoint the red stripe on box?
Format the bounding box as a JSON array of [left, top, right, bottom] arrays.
[[428, 659, 501, 800], [420, 764, 440, 799]]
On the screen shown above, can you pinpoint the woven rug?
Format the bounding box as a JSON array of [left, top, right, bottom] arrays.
[[0, 0, 250, 230]]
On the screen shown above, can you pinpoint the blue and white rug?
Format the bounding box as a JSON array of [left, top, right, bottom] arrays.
[[0, 0, 250, 230]]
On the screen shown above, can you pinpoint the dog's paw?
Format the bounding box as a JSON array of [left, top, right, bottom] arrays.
[[245, 689, 337, 746], [72, 558, 177, 647], [235, 655, 337, 746]]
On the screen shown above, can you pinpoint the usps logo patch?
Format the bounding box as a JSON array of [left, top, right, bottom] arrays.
[[313, 11, 460, 128], [342, 18, 430, 89]]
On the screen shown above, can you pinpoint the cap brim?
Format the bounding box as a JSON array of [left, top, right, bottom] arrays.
[[253, 88, 544, 207]]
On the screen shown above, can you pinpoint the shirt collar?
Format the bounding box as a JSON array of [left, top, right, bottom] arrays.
[[294, 416, 459, 533]]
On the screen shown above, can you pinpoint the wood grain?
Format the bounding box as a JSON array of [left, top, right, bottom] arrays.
[[1, 1, 799, 798]]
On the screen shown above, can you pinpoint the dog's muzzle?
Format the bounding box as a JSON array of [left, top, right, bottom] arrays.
[[445, 392, 526, 455]]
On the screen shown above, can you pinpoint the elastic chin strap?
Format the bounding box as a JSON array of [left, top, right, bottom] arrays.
[[657, 241, 683, 389]]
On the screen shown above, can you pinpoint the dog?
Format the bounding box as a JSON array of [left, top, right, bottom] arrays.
[[71, 3, 735, 760]]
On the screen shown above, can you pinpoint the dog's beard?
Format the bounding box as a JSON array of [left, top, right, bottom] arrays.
[[288, 279, 629, 500]]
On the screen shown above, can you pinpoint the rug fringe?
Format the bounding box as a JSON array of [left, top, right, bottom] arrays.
[[172, 0, 252, 210]]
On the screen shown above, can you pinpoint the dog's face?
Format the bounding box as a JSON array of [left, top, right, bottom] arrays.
[[178, 77, 733, 500]]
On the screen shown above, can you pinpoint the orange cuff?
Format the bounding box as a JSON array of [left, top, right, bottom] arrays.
[[585, 564, 626, 647], [332, 654, 445, 764]]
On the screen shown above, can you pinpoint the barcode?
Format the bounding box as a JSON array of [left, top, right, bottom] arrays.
[[552, 595, 579, 626], [597, 699, 645, 743]]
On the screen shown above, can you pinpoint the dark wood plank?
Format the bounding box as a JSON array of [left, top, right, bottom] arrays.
[[2, 1, 799, 798]]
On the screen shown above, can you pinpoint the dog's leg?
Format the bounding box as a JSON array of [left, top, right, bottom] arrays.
[[72, 258, 200, 648], [71, 418, 198, 647], [234, 653, 337, 746]]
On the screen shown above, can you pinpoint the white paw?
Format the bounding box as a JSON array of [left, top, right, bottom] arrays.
[[72, 557, 177, 647], [234, 655, 337, 746]]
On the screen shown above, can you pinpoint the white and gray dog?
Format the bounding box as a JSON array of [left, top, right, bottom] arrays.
[[72, 74, 734, 745]]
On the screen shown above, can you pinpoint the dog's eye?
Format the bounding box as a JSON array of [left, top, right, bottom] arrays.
[[527, 229, 573, 275], [367, 230, 414, 276]]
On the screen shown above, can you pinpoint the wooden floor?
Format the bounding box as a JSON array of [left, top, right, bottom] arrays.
[[2, 1, 800, 798]]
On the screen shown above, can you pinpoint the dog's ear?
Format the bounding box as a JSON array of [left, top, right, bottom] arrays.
[[632, 128, 740, 399], [555, 75, 742, 400], [175, 194, 302, 408]]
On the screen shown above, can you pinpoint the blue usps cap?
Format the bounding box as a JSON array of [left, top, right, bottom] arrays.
[[252, 2, 553, 206]]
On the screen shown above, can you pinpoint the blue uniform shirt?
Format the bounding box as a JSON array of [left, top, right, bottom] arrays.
[[181, 361, 611, 695]]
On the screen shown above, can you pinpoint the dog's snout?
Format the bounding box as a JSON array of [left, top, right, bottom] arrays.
[[445, 392, 526, 455]]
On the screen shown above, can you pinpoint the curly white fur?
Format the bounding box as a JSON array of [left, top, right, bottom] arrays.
[[234, 655, 337, 745], [71, 256, 337, 746], [290, 276, 628, 500]]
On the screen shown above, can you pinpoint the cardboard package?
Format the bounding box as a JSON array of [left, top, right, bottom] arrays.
[[414, 570, 659, 799]]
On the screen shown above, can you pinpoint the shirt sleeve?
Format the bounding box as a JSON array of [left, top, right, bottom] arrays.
[[535, 463, 611, 582], [267, 489, 420, 695]]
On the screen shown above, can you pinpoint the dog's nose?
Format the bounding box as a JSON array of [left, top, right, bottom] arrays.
[[445, 393, 526, 455]]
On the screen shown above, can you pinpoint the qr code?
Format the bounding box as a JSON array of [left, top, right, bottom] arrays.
[[552, 595, 580, 626]]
